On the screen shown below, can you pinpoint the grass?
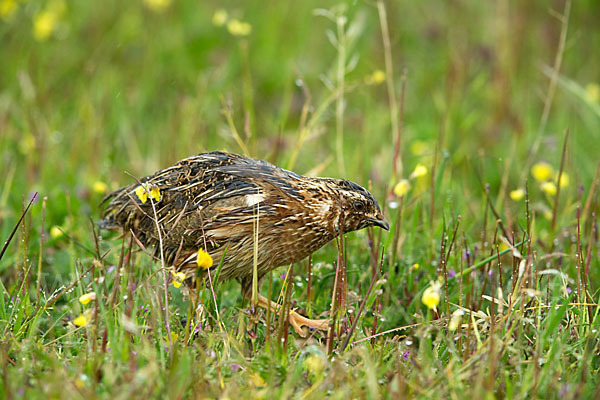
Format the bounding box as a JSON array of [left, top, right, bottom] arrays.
[[1, 0, 600, 398]]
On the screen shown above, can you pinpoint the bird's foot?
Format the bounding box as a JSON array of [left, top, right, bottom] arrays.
[[253, 293, 328, 337], [288, 311, 329, 337]]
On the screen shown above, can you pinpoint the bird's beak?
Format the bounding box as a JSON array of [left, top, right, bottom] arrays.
[[370, 217, 390, 231]]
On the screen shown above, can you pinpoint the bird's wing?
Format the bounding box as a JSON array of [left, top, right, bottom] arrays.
[[212, 159, 304, 202], [100, 152, 256, 226], [98, 152, 292, 263]]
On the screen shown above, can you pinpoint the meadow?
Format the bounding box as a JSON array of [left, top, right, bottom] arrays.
[[1, 0, 599, 398]]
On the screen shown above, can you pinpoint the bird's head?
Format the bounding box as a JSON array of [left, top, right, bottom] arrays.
[[330, 179, 389, 233]]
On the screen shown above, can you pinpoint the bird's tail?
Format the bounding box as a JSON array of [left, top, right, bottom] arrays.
[[97, 185, 132, 231]]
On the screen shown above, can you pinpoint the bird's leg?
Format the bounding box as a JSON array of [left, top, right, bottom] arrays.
[[255, 294, 329, 337]]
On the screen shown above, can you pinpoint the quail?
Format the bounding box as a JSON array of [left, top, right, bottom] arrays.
[[99, 151, 389, 335]]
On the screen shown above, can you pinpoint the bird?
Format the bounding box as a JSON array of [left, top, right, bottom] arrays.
[[99, 151, 389, 335]]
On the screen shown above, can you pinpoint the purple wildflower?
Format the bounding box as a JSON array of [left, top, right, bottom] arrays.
[[28, 192, 39, 204], [402, 351, 410, 361]]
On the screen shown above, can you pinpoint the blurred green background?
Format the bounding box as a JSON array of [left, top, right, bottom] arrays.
[[2, 0, 599, 199], [1, 0, 600, 397]]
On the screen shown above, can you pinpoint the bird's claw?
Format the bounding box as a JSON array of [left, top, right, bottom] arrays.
[[288, 311, 329, 337]]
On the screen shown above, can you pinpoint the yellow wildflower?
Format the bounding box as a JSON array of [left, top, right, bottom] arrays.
[[32, 0, 65, 41], [33, 10, 58, 41], [585, 83, 600, 104], [135, 184, 161, 203], [74, 309, 93, 327], [50, 226, 63, 239], [135, 185, 148, 203], [510, 188, 525, 201], [531, 162, 553, 182], [73, 314, 87, 326], [371, 70, 385, 84], [143, 0, 172, 13], [197, 248, 213, 269], [421, 281, 441, 311], [541, 181, 557, 196], [393, 179, 410, 197], [92, 181, 108, 194], [0, 0, 17, 20], [555, 172, 569, 188], [171, 272, 186, 289], [227, 19, 252, 36], [149, 185, 161, 202], [212, 9, 228, 26], [79, 292, 96, 305], [448, 309, 464, 331], [365, 70, 385, 85], [410, 164, 428, 179], [411, 263, 419, 271]]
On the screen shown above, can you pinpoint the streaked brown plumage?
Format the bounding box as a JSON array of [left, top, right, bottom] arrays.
[[100, 151, 388, 334]]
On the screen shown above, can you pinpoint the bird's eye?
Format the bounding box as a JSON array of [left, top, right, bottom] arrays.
[[353, 201, 365, 212]]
